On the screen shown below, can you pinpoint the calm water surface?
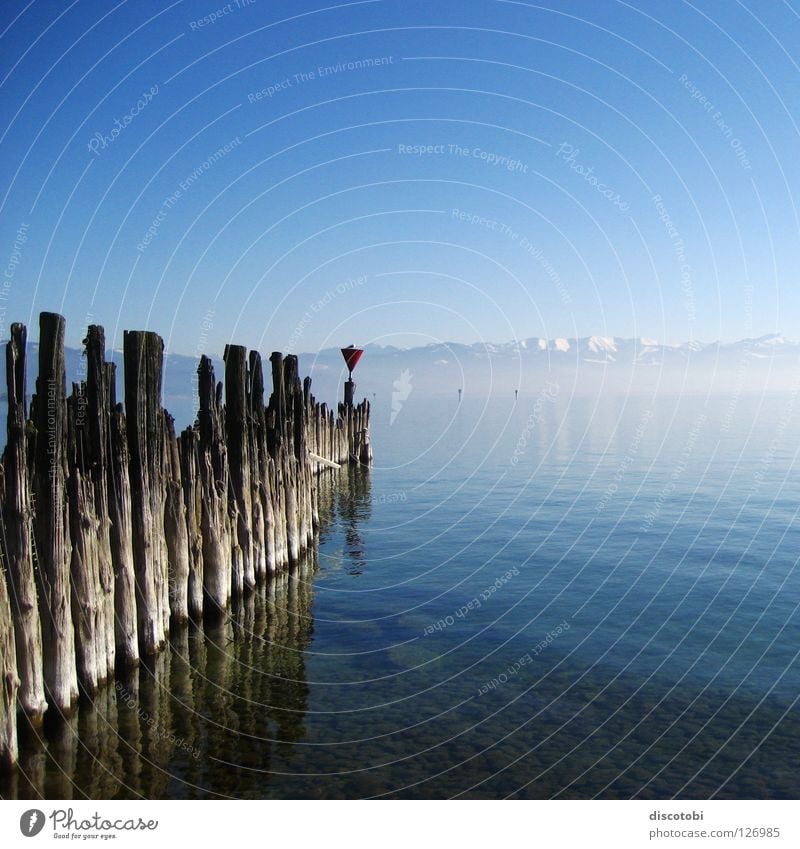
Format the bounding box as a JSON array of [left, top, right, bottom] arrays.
[[3, 391, 799, 799]]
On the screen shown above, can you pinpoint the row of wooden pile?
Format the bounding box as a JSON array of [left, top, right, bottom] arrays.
[[0, 312, 371, 768]]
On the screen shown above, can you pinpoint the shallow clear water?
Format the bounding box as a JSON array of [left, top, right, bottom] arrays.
[[3, 391, 799, 799]]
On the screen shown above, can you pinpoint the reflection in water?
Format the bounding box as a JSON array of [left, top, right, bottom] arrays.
[[1, 466, 374, 800], [319, 465, 373, 576], [4, 451, 798, 799], [2, 554, 319, 800], [1, 461, 383, 800]]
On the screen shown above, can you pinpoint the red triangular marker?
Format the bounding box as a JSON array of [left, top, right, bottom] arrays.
[[341, 346, 364, 373]]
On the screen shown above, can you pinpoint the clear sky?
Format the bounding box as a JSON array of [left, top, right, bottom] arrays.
[[1, 0, 798, 357]]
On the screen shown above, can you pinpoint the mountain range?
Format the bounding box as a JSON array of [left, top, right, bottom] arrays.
[[0, 333, 796, 433], [298, 333, 800, 406], [316, 332, 795, 364]]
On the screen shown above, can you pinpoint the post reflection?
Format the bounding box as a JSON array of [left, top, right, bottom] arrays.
[[1, 555, 320, 799], [319, 465, 373, 576]]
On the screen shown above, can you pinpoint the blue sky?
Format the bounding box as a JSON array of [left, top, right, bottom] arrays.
[[1, 0, 798, 355]]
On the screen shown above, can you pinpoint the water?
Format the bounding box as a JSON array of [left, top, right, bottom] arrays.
[[3, 390, 799, 799]]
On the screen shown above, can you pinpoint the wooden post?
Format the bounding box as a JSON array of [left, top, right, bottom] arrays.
[[262, 458, 277, 575], [247, 351, 267, 582], [282, 356, 301, 564], [267, 354, 289, 570], [0, 554, 19, 769], [164, 413, 189, 623], [83, 327, 116, 679], [31, 312, 78, 712], [357, 400, 372, 465], [123, 331, 169, 655], [66, 453, 104, 694], [65, 325, 117, 693], [273, 455, 288, 568], [2, 323, 46, 722], [224, 345, 254, 592], [107, 392, 139, 669], [293, 373, 311, 549], [197, 356, 230, 614], [269, 352, 286, 439], [179, 428, 204, 619], [344, 378, 355, 407]]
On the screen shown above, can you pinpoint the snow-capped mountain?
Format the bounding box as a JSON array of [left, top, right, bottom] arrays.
[[297, 333, 800, 402], [303, 333, 799, 367], [2, 334, 796, 434]]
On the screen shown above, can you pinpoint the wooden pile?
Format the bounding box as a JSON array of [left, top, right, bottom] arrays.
[[0, 312, 370, 768]]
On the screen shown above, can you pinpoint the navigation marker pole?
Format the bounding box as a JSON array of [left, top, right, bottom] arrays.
[[340, 345, 364, 408]]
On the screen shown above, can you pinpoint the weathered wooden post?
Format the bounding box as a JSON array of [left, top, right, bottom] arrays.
[[358, 399, 372, 464], [83, 327, 117, 680], [164, 413, 189, 623], [66, 424, 106, 694], [123, 330, 169, 654], [32, 312, 78, 712], [268, 353, 288, 569], [0, 557, 19, 769], [197, 356, 231, 614], [107, 385, 139, 669], [224, 345, 254, 593], [269, 352, 286, 437], [3, 323, 46, 723], [282, 356, 301, 564], [247, 351, 268, 582], [295, 374, 313, 548], [179, 427, 204, 619], [66, 325, 118, 693]]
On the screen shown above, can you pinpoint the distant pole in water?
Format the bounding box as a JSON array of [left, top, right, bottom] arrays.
[[458, 388, 462, 402], [340, 345, 364, 407], [515, 389, 518, 401]]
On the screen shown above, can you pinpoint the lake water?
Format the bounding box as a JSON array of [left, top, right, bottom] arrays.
[[3, 390, 799, 799]]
